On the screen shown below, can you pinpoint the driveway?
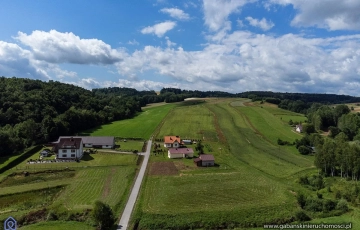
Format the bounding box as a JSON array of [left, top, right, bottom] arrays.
[[117, 139, 152, 229]]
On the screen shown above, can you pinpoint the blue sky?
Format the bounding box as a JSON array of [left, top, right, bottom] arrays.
[[1, 0, 360, 95]]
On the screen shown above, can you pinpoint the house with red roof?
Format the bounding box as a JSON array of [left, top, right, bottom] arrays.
[[164, 136, 181, 148], [168, 148, 194, 159], [194, 154, 215, 167]]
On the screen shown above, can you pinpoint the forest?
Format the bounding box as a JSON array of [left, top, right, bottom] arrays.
[[0, 77, 142, 156], [2, 77, 360, 160]]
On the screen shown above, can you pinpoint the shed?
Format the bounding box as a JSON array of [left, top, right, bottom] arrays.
[[194, 154, 215, 167], [40, 150, 50, 157], [182, 140, 192, 145]]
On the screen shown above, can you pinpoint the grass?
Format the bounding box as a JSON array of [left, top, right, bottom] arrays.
[[52, 166, 135, 211], [12, 151, 138, 171], [116, 139, 144, 152], [132, 98, 315, 229], [0, 170, 75, 187], [156, 103, 217, 141], [82, 104, 177, 139], [19, 221, 94, 230]]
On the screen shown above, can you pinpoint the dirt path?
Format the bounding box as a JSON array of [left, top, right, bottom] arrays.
[[102, 168, 116, 199]]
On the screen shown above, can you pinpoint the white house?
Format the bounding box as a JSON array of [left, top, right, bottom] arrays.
[[55, 137, 83, 159], [168, 148, 194, 159], [54, 136, 115, 149], [296, 124, 303, 133], [164, 136, 181, 148]]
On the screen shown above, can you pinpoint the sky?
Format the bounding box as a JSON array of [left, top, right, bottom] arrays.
[[1, 0, 360, 95]]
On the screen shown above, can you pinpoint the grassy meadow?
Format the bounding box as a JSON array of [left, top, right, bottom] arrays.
[[82, 103, 177, 139], [131, 98, 321, 229]]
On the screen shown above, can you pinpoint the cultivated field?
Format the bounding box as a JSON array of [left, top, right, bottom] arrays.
[[82, 104, 176, 138], [0, 153, 139, 228], [132, 98, 316, 229]]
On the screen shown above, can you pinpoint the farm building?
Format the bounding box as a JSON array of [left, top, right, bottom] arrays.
[[168, 148, 194, 159], [54, 137, 83, 159], [164, 136, 181, 148], [53, 136, 115, 149], [295, 124, 303, 133], [182, 139, 192, 145], [194, 154, 215, 167]]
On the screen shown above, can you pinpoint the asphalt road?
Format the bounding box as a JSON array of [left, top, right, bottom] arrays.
[[117, 139, 152, 229]]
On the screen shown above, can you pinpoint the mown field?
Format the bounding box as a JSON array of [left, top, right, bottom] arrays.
[[1, 102, 179, 229], [132, 98, 318, 229], [82, 103, 177, 139], [0, 153, 139, 229]]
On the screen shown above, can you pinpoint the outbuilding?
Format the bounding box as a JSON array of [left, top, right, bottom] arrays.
[[194, 154, 215, 167], [168, 148, 194, 159]]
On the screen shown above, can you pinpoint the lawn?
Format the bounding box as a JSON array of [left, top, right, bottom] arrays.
[[19, 221, 94, 230], [82, 103, 177, 139], [11, 151, 138, 171], [115, 139, 144, 152]]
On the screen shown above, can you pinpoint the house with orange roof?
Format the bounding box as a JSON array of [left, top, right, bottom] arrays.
[[164, 136, 181, 148]]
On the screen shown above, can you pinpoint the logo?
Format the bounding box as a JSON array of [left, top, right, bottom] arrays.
[[4, 217, 17, 230]]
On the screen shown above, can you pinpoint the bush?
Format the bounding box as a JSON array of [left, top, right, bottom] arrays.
[[296, 193, 306, 209], [46, 210, 58, 221], [323, 199, 336, 212], [305, 197, 323, 212], [92, 201, 115, 230], [298, 145, 312, 155], [295, 210, 311, 221], [336, 199, 349, 212]]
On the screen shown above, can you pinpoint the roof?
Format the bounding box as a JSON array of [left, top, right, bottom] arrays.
[[54, 136, 114, 145], [57, 137, 82, 149], [164, 136, 181, 144], [168, 148, 194, 154], [193, 158, 201, 163], [199, 154, 215, 161]]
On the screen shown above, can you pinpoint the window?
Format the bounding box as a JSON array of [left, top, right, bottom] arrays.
[[62, 150, 67, 153], [71, 149, 75, 153], [71, 154, 75, 157], [62, 154, 67, 157]]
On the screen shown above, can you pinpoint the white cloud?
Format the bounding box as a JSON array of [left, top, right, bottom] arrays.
[[115, 30, 360, 95], [246, 17, 274, 31], [202, 0, 255, 31], [128, 39, 139, 45], [269, 0, 360, 30], [141, 21, 176, 37], [15, 30, 124, 64], [184, 1, 197, 8], [0, 41, 50, 80], [160, 8, 190, 20], [237, 19, 245, 28], [165, 37, 176, 47]]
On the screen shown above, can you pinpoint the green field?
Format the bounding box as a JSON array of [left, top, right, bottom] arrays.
[[156, 103, 217, 141], [82, 104, 177, 138], [116, 139, 144, 152], [0, 153, 139, 229], [132, 98, 319, 229], [19, 221, 94, 230]]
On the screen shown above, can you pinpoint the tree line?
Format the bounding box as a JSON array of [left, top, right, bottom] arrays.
[[0, 77, 141, 156]]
